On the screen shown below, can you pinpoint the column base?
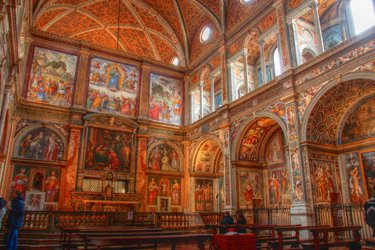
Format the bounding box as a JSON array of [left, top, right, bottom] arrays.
[[290, 203, 314, 239]]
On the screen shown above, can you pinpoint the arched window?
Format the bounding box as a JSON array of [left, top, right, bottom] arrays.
[[350, 0, 375, 35], [273, 47, 282, 77]]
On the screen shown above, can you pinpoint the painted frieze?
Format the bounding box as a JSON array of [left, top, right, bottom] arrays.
[[86, 57, 139, 117]]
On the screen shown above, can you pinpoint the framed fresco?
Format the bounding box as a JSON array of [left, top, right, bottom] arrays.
[[311, 160, 336, 203], [86, 57, 139, 117], [147, 144, 180, 172], [84, 127, 133, 172], [194, 140, 221, 173], [10, 165, 61, 203], [14, 127, 64, 161], [362, 151, 375, 198], [343, 153, 366, 205], [149, 73, 183, 125], [238, 169, 263, 209], [25, 46, 78, 107], [268, 169, 290, 206], [25, 191, 46, 211], [323, 25, 343, 51], [266, 131, 284, 165], [147, 176, 181, 207], [194, 179, 213, 212]]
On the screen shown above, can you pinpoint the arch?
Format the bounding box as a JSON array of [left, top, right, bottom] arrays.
[[231, 111, 288, 161], [13, 124, 68, 161], [190, 134, 224, 173], [336, 93, 375, 145], [301, 72, 375, 141], [146, 140, 184, 172]]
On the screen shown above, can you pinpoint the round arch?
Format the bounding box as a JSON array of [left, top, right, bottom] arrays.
[[13, 123, 68, 161], [300, 72, 375, 141], [190, 134, 224, 173], [146, 140, 184, 172], [231, 110, 288, 161], [336, 93, 375, 145]]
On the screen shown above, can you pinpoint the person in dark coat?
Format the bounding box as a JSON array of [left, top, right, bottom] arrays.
[[6, 192, 25, 250], [365, 186, 375, 238], [0, 197, 7, 229], [236, 211, 247, 233], [220, 211, 234, 234]]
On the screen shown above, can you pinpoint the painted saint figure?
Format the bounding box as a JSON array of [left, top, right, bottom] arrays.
[[11, 169, 28, 199], [148, 178, 158, 205], [150, 147, 161, 170], [161, 149, 170, 171], [109, 68, 120, 90], [171, 179, 181, 205], [45, 171, 59, 202]]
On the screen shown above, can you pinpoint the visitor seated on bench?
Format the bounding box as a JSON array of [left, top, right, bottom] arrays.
[[220, 212, 234, 234], [236, 211, 247, 234]]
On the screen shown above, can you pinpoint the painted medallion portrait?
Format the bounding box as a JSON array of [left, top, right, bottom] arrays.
[[14, 127, 64, 161], [84, 128, 132, 172], [26, 47, 78, 107], [87, 57, 139, 117], [149, 74, 183, 125]]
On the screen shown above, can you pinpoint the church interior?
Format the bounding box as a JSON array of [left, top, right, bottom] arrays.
[[0, 0, 375, 248]]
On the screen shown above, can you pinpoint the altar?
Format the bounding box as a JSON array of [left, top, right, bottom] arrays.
[[82, 199, 140, 212]]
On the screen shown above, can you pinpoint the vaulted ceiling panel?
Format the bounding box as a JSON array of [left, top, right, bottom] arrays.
[[34, 8, 67, 29], [73, 29, 120, 50], [150, 34, 177, 64], [117, 28, 156, 59]]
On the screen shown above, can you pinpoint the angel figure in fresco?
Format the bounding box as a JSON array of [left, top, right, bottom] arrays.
[[45, 171, 59, 202], [109, 68, 120, 90], [148, 178, 159, 205], [161, 149, 171, 171], [171, 179, 181, 205], [11, 168, 28, 199], [150, 147, 161, 170], [349, 166, 363, 198]]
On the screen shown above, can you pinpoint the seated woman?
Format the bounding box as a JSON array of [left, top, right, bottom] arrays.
[[236, 211, 247, 234], [220, 211, 234, 234]]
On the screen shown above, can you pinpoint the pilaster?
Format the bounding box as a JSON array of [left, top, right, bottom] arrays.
[[219, 45, 228, 104], [183, 140, 191, 212], [135, 133, 148, 211], [139, 64, 151, 119], [73, 48, 90, 107], [274, 0, 292, 71]]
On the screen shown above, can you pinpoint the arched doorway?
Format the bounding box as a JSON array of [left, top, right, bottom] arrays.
[[191, 137, 224, 212]]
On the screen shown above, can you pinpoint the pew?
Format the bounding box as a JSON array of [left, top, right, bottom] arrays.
[[58, 225, 162, 249], [86, 233, 213, 250], [301, 226, 362, 250]]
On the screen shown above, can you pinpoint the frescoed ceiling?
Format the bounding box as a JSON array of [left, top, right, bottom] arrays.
[[32, 0, 341, 67]]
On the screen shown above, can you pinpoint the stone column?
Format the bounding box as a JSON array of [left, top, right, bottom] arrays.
[[311, 0, 324, 54], [228, 62, 236, 101], [59, 126, 82, 211], [290, 19, 303, 66], [0, 116, 19, 198], [139, 64, 151, 119], [73, 48, 90, 107], [183, 141, 191, 212], [210, 76, 215, 112], [219, 45, 228, 104], [0, 84, 11, 142], [136, 134, 148, 211], [248, 65, 256, 91], [242, 50, 249, 93], [282, 94, 313, 233], [274, 0, 292, 71], [259, 40, 267, 85]]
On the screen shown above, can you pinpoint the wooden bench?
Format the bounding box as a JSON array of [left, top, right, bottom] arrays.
[[86, 233, 213, 250], [301, 226, 362, 250], [269, 225, 328, 250], [58, 225, 162, 250]]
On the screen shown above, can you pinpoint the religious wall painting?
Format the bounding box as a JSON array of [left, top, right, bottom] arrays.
[[195, 179, 213, 212], [362, 151, 375, 198], [268, 169, 291, 206], [14, 127, 64, 161], [25, 191, 45, 211], [10, 165, 61, 204], [218, 177, 224, 211], [86, 57, 139, 117], [238, 170, 263, 209], [343, 153, 366, 205], [194, 140, 221, 173], [84, 128, 132, 172], [266, 130, 284, 165], [215, 93, 223, 109], [149, 73, 183, 125], [147, 176, 181, 207], [148, 144, 180, 172], [341, 98, 375, 144], [239, 118, 277, 162], [26, 46, 78, 107], [311, 160, 336, 203], [323, 25, 343, 51]]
